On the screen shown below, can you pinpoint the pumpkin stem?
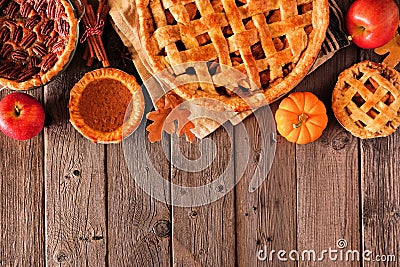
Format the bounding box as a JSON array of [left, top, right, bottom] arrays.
[[293, 113, 309, 129]]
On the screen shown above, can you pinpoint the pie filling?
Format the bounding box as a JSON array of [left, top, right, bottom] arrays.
[[152, 0, 315, 93], [78, 78, 132, 133], [0, 0, 74, 83]]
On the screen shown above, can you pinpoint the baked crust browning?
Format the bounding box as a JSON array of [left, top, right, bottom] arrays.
[[332, 61, 400, 139], [68, 68, 145, 144], [137, 0, 329, 111]]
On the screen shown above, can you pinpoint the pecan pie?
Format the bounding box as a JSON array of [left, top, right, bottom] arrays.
[[332, 61, 400, 139], [68, 68, 145, 144], [137, 0, 329, 111], [0, 0, 78, 90]]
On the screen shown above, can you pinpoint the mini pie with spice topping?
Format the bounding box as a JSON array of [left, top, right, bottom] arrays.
[[0, 0, 78, 90], [332, 61, 400, 139], [136, 0, 329, 111], [68, 68, 145, 144]]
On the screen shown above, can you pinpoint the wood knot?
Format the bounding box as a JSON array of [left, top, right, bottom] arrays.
[[153, 220, 171, 238], [92, 235, 104, 241], [54, 251, 68, 263], [216, 185, 224, 192], [73, 170, 80, 176], [189, 210, 198, 218], [331, 131, 351, 150]]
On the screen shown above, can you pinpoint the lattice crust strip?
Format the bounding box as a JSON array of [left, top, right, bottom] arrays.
[[332, 61, 400, 139], [137, 0, 329, 111], [148, 0, 314, 88]]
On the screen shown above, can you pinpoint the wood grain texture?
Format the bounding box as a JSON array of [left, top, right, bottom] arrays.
[[296, 45, 361, 266], [235, 105, 297, 267], [44, 48, 107, 266], [107, 97, 171, 267], [104, 16, 171, 266], [360, 43, 400, 267], [171, 126, 236, 266], [0, 89, 45, 266]]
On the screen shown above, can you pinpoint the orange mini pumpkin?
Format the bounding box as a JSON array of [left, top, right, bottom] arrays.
[[275, 92, 328, 145]]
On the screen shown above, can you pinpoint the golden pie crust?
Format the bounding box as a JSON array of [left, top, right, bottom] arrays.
[[68, 68, 145, 144], [332, 61, 400, 139], [0, 0, 78, 90], [137, 0, 329, 111]]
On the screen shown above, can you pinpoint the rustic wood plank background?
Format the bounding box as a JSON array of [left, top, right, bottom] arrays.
[[0, 0, 400, 266]]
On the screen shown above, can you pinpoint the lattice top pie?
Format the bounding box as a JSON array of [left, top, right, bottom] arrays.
[[137, 0, 329, 111], [332, 61, 400, 139], [0, 0, 78, 90]]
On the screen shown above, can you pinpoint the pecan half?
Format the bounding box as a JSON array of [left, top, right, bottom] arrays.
[[0, 0, 9, 9], [34, 0, 47, 13], [44, 34, 58, 47], [17, 67, 40, 82], [41, 53, 58, 72], [25, 14, 41, 29], [0, 43, 12, 58], [28, 56, 41, 68], [6, 65, 21, 79], [0, 62, 15, 76], [5, 1, 19, 18], [4, 19, 16, 28], [20, 32, 37, 49], [55, 3, 65, 19], [41, 20, 54, 35], [51, 41, 64, 53], [20, 3, 33, 17], [11, 25, 23, 43], [32, 43, 47, 57], [47, 0, 56, 19], [0, 26, 10, 42], [58, 19, 69, 36], [11, 49, 28, 61]]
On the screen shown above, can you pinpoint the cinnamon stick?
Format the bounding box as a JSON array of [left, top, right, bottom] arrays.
[[80, 0, 110, 67]]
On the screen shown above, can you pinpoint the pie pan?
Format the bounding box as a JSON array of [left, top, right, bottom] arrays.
[[0, 0, 84, 91]]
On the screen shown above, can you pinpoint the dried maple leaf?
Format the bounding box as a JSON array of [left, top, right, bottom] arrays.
[[146, 108, 174, 143], [178, 120, 196, 143], [375, 34, 400, 68], [166, 108, 196, 142], [147, 92, 196, 143]]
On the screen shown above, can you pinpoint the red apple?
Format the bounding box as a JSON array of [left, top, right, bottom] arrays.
[[345, 0, 399, 49], [0, 92, 45, 140]]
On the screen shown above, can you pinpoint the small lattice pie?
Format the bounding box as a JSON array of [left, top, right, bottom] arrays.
[[332, 61, 400, 139], [137, 0, 329, 111], [0, 0, 78, 90]]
